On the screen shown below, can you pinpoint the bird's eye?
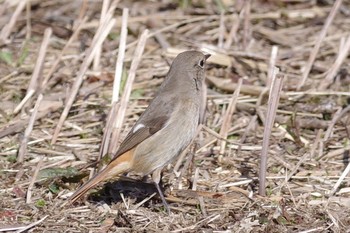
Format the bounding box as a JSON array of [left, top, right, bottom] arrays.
[[198, 59, 205, 68]]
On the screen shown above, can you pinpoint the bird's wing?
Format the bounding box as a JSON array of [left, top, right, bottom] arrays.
[[113, 97, 174, 159], [113, 115, 169, 158]]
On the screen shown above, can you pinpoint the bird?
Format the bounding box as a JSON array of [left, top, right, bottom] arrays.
[[68, 51, 210, 213]]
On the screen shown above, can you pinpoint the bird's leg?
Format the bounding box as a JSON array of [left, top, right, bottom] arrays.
[[152, 168, 170, 214]]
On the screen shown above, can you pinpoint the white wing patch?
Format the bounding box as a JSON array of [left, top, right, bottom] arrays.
[[133, 123, 145, 133]]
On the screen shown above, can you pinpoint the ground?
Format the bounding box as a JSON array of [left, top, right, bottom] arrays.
[[1, 0, 350, 232]]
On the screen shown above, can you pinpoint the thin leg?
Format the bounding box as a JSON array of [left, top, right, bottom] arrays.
[[152, 168, 170, 214]]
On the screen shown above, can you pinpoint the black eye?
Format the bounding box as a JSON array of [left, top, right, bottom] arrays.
[[198, 59, 205, 68]]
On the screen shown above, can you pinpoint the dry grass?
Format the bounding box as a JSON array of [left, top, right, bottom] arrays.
[[1, 0, 350, 232]]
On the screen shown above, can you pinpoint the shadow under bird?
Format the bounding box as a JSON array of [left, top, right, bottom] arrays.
[[68, 51, 210, 213]]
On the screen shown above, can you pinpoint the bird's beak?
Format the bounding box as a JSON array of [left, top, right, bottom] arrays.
[[204, 54, 211, 60]]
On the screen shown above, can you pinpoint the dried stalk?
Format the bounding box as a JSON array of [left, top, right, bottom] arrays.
[[109, 29, 149, 154], [26, 156, 44, 204], [297, 0, 343, 90], [17, 94, 44, 163], [93, 0, 112, 71], [0, 0, 27, 44], [51, 7, 117, 144], [319, 34, 350, 90], [42, 17, 88, 89], [99, 8, 129, 160], [267, 46, 278, 88], [259, 68, 284, 196], [242, 0, 251, 49], [14, 28, 52, 114], [218, 78, 243, 156]]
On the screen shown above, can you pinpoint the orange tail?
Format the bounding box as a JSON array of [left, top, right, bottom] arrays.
[[68, 149, 134, 203]]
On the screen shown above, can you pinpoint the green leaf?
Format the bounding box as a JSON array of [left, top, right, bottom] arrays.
[[17, 45, 29, 66], [131, 89, 144, 98], [35, 199, 46, 208], [48, 183, 60, 194], [38, 167, 79, 179], [0, 50, 13, 65], [7, 155, 17, 163]]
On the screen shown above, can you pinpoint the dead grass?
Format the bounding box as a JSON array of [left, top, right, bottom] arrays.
[[1, 0, 350, 232]]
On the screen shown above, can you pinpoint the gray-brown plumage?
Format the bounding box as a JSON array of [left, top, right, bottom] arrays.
[[68, 51, 210, 213]]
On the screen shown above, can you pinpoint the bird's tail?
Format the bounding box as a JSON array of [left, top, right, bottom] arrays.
[[68, 149, 134, 203]]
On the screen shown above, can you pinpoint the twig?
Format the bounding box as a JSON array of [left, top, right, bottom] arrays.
[[206, 75, 287, 98], [51, 6, 117, 144], [26, 156, 44, 204], [132, 193, 156, 210], [41, 17, 88, 89], [93, 0, 112, 71], [112, 8, 129, 104], [297, 0, 343, 90], [17, 94, 44, 164], [109, 29, 149, 154], [224, 13, 240, 49], [319, 34, 350, 90], [259, 68, 284, 196], [237, 115, 257, 154], [99, 102, 119, 160], [25, 0, 31, 40], [267, 46, 278, 88], [14, 28, 52, 114], [324, 105, 350, 142], [99, 8, 129, 160], [218, 11, 225, 48], [328, 161, 350, 196], [281, 129, 323, 188], [0, 0, 27, 44], [147, 19, 170, 49], [15, 215, 48, 233], [242, 0, 251, 50], [218, 78, 242, 156]]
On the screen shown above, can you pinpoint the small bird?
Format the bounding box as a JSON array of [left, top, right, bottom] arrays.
[[68, 51, 210, 213]]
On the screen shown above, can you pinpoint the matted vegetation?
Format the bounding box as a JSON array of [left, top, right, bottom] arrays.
[[1, 0, 350, 232]]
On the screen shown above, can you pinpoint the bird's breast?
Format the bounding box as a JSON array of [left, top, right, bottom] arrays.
[[131, 98, 200, 175]]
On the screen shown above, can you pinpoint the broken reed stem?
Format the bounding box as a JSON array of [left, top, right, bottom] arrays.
[[224, 13, 239, 50], [282, 129, 322, 188], [124, 15, 218, 52], [267, 46, 278, 88], [218, 11, 225, 48], [242, 0, 251, 50], [17, 94, 44, 163], [323, 107, 342, 141], [297, 0, 343, 90], [0, 0, 27, 43], [259, 68, 284, 196], [41, 17, 88, 89], [219, 78, 243, 156], [18, 216, 49, 233], [319, 34, 350, 90], [51, 12, 117, 144], [324, 105, 350, 142], [112, 8, 129, 104], [25, 0, 31, 40], [329, 161, 350, 196], [93, 0, 111, 71], [109, 29, 149, 154], [237, 115, 257, 154], [98, 8, 128, 160], [26, 156, 44, 204], [99, 102, 119, 160], [14, 28, 52, 114]]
